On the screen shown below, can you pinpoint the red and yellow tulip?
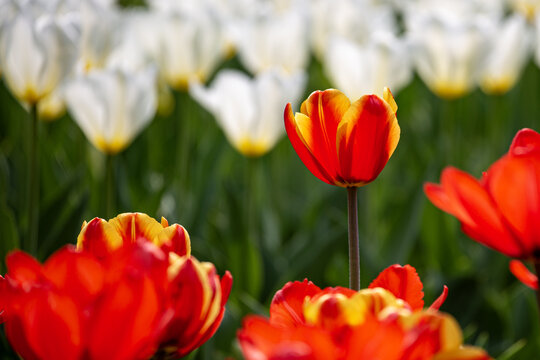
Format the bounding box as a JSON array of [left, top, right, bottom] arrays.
[[284, 88, 400, 187], [425, 129, 540, 288], [238, 264, 490, 360], [0, 213, 232, 360]]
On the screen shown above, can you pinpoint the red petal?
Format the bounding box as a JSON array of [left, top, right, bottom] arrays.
[[345, 317, 405, 360], [509, 128, 540, 156], [269, 279, 321, 328], [485, 154, 540, 256], [284, 103, 336, 185], [337, 94, 399, 186], [369, 264, 424, 310], [509, 260, 538, 290], [43, 246, 105, 306], [429, 285, 449, 310], [5, 251, 43, 286]]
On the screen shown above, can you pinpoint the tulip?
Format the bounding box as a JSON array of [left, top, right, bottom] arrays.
[[234, 9, 309, 75], [191, 69, 306, 157], [479, 14, 531, 95], [0, 4, 78, 255], [324, 33, 412, 101], [424, 129, 540, 316], [154, 8, 226, 91], [64, 67, 157, 215], [284, 87, 399, 290], [406, 11, 489, 99], [309, 0, 396, 60], [1, 213, 232, 359], [509, 0, 540, 21], [238, 264, 490, 360], [0, 10, 77, 105]]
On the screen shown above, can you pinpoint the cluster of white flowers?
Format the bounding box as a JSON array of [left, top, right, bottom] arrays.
[[0, 0, 539, 155]]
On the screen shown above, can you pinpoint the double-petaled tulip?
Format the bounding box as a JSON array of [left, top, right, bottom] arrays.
[[1, 213, 232, 359], [284, 88, 400, 188], [0, 6, 77, 105], [191, 69, 306, 157], [238, 264, 490, 360], [64, 67, 158, 154], [424, 129, 540, 289]]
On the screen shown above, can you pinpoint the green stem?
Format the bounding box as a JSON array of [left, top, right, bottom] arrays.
[[347, 187, 360, 291], [27, 103, 39, 255], [534, 260, 540, 323], [105, 153, 114, 218]]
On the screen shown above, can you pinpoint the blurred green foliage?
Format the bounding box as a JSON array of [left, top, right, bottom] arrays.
[[1, 56, 540, 359]]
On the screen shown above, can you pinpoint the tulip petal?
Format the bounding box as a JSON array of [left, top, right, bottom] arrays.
[[77, 218, 123, 257], [485, 154, 540, 255], [156, 224, 191, 256], [109, 213, 165, 246], [368, 264, 424, 310], [337, 94, 399, 186], [509, 128, 540, 156], [270, 279, 321, 328], [285, 103, 336, 185], [429, 286, 449, 311], [427, 168, 524, 257], [509, 260, 538, 290]]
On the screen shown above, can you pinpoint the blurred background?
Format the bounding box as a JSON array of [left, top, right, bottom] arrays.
[[1, 0, 540, 358]]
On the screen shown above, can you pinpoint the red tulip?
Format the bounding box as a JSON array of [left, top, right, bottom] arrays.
[[1, 213, 232, 359], [284, 88, 400, 187], [425, 129, 540, 287], [238, 265, 489, 360]]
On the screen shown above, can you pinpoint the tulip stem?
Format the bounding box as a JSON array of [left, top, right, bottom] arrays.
[[105, 153, 114, 218], [347, 187, 360, 291], [534, 260, 540, 320], [27, 103, 40, 255]]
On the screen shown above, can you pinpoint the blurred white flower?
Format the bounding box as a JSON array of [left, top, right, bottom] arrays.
[[38, 87, 66, 121], [78, 0, 122, 71], [309, 0, 396, 59], [234, 9, 309, 75], [0, 10, 77, 104], [479, 14, 531, 95], [509, 0, 540, 21], [408, 14, 490, 99], [64, 67, 158, 154], [324, 33, 412, 100], [155, 9, 226, 90], [190, 69, 306, 157]]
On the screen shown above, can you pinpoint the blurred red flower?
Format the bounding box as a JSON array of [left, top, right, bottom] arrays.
[[238, 264, 489, 360], [284, 88, 400, 187], [1, 213, 232, 360], [425, 128, 540, 288]]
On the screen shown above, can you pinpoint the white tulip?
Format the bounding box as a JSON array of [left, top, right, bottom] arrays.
[[190, 69, 306, 157], [155, 9, 226, 90], [0, 11, 77, 104], [324, 33, 412, 100], [309, 0, 396, 59], [64, 67, 158, 154], [408, 13, 490, 98], [234, 9, 309, 75], [509, 0, 540, 21], [480, 14, 531, 94]]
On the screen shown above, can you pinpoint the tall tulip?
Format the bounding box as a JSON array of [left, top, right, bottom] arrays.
[[64, 67, 158, 216], [0, 5, 77, 255], [238, 264, 489, 360], [284, 88, 399, 289], [191, 69, 306, 157], [425, 128, 540, 316]]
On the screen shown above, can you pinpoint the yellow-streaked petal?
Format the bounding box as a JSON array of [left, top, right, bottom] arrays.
[[76, 217, 123, 255], [108, 213, 164, 246]]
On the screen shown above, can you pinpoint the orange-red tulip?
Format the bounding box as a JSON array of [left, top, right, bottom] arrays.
[[1, 213, 232, 360], [238, 265, 489, 360], [425, 129, 540, 287], [284, 88, 400, 187]]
